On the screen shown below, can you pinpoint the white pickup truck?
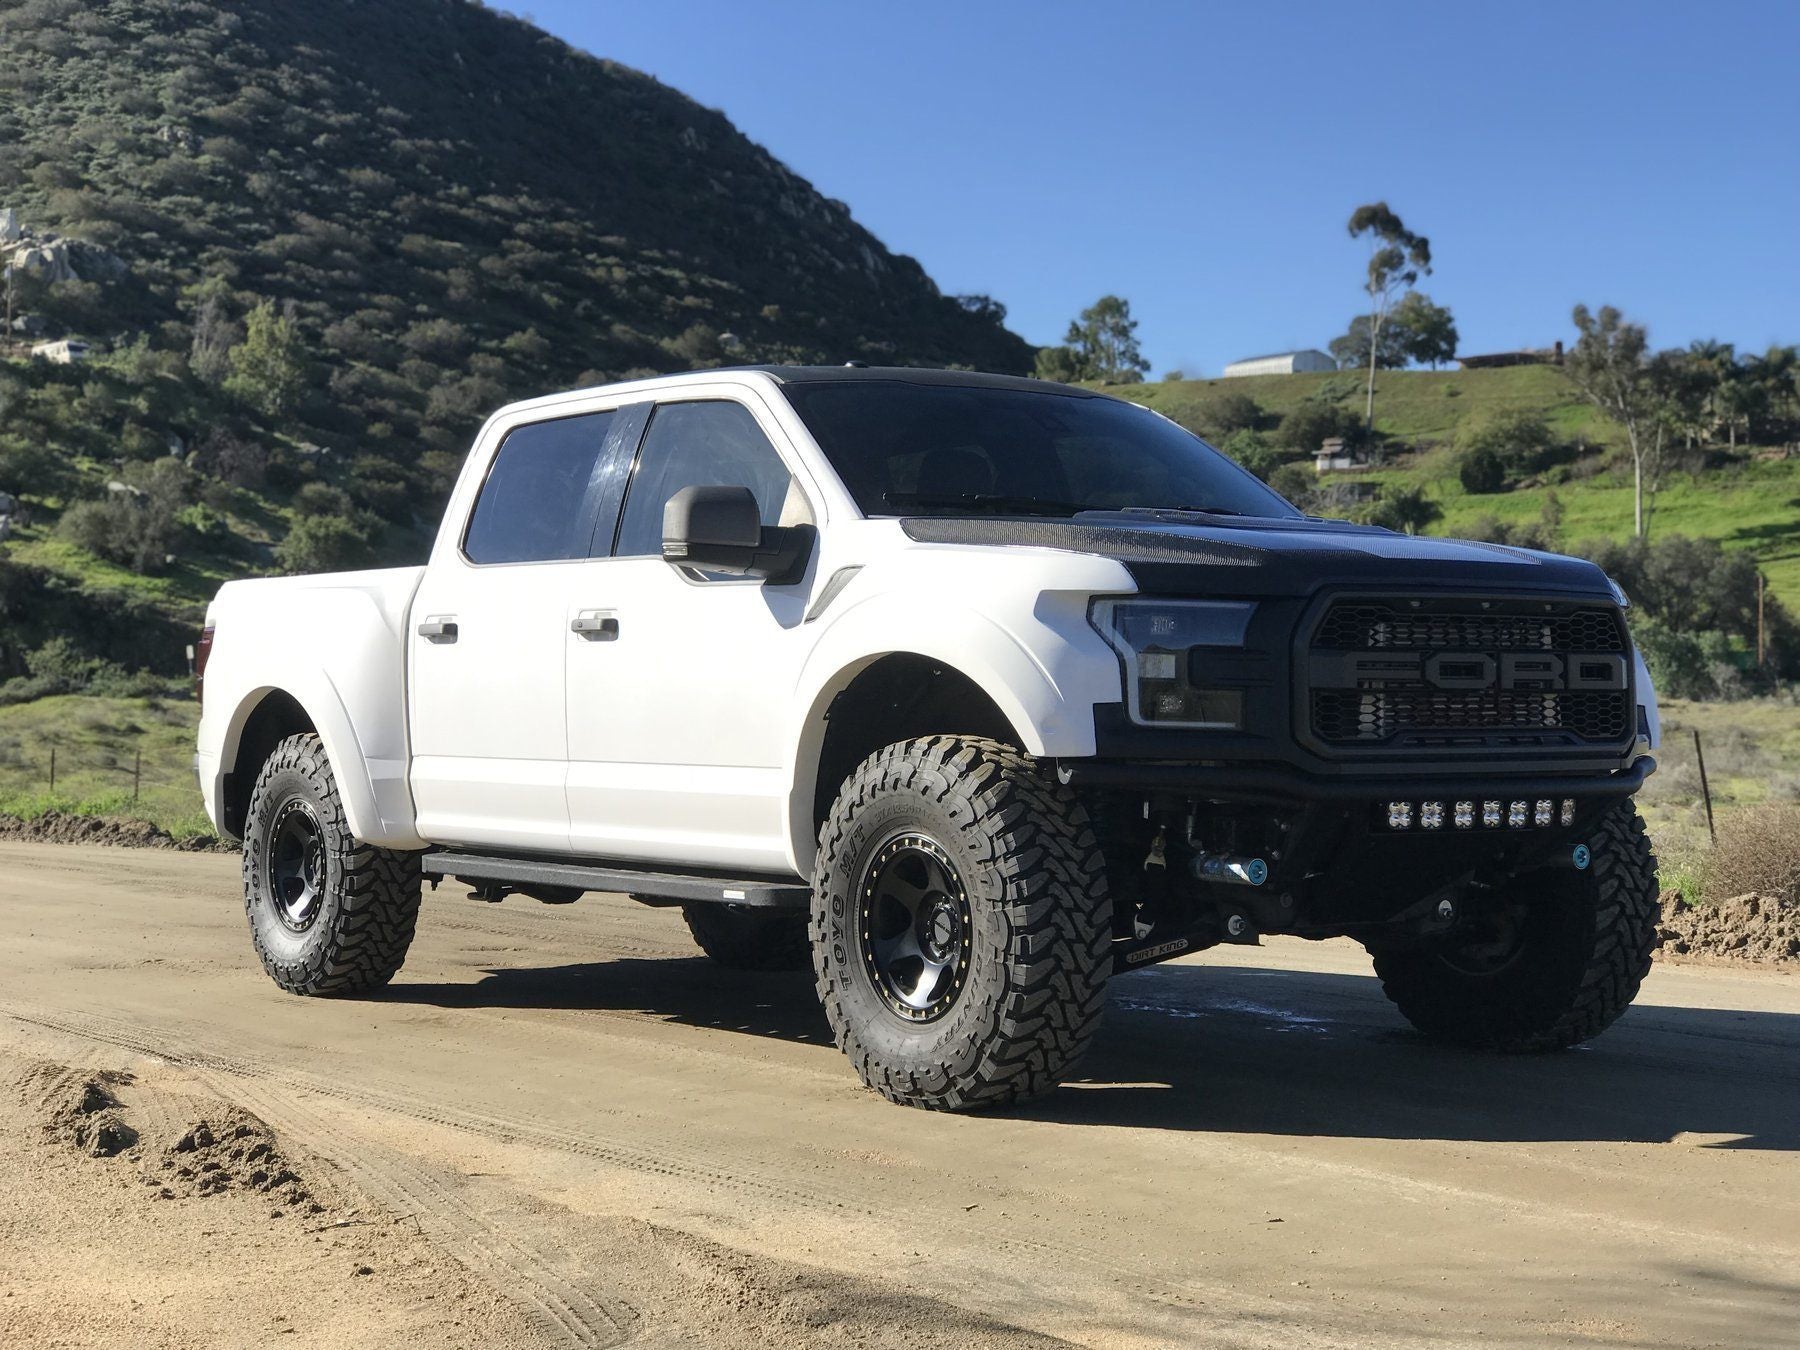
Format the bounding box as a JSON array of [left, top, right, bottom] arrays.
[[198, 366, 1663, 1110]]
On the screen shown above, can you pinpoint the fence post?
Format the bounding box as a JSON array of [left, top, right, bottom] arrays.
[[133, 750, 142, 804], [1692, 728, 1716, 843], [49, 746, 56, 794]]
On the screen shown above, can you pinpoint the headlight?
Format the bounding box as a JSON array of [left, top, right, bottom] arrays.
[[1089, 598, 1254, 729], [1605, 576, 1630, 609]]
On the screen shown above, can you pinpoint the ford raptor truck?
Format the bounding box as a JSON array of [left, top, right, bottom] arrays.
[[196, 366, 1663, 1111]]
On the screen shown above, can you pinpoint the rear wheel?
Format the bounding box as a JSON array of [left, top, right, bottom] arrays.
[[811, 736, 1112, 1111], [681, 903, 810, 971], [1369, 798, 1659, 1051], [242, 733, 421, 996]]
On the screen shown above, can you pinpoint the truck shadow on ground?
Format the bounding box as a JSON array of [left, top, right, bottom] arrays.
[[382, 957, 1800, 1151]]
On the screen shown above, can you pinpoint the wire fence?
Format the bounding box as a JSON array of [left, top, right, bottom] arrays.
[[0, 741, 192, 807]]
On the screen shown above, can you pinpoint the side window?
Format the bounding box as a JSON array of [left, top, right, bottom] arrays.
[[613, 400, 810, 557], [463, 410, 616, 565]]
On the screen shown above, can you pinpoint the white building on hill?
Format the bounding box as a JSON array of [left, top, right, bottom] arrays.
[[30, 338, 89, 364], [1222, 349, 1336, 378]]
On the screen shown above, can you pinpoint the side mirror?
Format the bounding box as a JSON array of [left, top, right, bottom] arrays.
[[661, 484, 812, 582]]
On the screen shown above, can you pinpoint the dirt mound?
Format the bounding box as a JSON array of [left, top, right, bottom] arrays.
[[46, 1073, 141, 1158], [0, 810, 226, 851], [156, 1108, 318, 1209], [1658, 890, 1800, 965]]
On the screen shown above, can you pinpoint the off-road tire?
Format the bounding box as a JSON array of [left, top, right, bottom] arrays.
[[681, 903, 811, 971], [242, 733, 422, 996], [1370, 798, 1659, 1051], [812, 736, 1112, 1111]]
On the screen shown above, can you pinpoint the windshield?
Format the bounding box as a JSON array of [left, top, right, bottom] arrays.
[[780, 381, 1300, 520]]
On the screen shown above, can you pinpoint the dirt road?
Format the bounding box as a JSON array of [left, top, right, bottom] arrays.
[[2, 842, 1796, 1349]]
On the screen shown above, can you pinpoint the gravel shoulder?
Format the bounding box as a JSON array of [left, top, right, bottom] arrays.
[[2, 841, 1798, 1348]]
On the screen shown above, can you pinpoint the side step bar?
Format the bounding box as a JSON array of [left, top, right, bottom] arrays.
[[419, 850, 811, 910]]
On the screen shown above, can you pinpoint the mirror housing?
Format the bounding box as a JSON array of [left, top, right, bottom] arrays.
[[661, 484, 811, 582]]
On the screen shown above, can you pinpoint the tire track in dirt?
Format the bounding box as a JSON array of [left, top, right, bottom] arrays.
[[0, 1002, 629, 1348], [0, 999, 1193, 1316], [203, 1065, 633, 1348]]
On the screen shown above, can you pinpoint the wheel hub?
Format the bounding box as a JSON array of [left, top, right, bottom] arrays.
[[858, 833, 972, 1022], [267, 797, 327, 933]]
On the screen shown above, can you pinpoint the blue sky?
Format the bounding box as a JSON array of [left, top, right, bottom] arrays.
[[506, 2, 1799, 376]]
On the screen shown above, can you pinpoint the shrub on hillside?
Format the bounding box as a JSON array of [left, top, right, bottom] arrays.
[[1268, 463, 1314, 506], [275, 515, 374, 574], [1218, 429, 1285, 481], [1458, 410, 1563, 478], [1276, 403, 1364, 456], [1583, 534, 1798, 683], [1457, 445, 1509, 494], [1198, 391, 1263, 440], [292, 482, 354, 519], [1630, 620, 1744, 700], [57, 458, 196, 575], [190, 427, 269, 489], [1360, 486, 1441, 535]]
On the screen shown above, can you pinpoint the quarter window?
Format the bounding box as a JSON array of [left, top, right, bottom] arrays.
[[614, 400, 809, 558], [463, 411, 617, 564]]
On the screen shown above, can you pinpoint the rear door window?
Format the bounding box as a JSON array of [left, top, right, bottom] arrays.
[[463, 410, 618, 564]]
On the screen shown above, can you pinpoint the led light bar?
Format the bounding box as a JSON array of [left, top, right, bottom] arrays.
[[1382, 798, 1584, 831]]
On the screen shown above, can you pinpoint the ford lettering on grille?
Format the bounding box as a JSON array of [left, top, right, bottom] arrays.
[[1306, 598, 1633, 750]]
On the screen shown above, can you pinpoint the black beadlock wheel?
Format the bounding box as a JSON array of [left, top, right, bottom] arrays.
[[681, 903, 811, 971], [811, 736, 1112, 1111], [1368, 797, 1660, 1051], [242, 733, 422, 996]]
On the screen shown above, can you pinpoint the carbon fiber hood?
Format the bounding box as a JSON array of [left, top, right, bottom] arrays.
[[898, 513, 1614, 599]]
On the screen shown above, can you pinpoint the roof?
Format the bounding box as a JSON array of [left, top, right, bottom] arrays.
[[483, 364, 1099, 426], [742, 364, 1096, 396], [1225, 349, 1331, 365]]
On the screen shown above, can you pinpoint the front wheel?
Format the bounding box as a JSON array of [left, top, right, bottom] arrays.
[[811, 736, 1112, 1111], [242, 733, 422, 996], [1368, 798, 1660, 1051]]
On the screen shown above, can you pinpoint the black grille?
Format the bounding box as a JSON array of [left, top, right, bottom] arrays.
[[1306, 597, 1631, 750], [1313, 604, 1625, 654]]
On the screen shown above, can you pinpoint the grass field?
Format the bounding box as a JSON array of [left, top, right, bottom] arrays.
[[0, 694, 210, 837]]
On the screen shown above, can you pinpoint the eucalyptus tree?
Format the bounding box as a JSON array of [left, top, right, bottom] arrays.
[[1566, 304, 1671, 538], [1347, 202, 1431, 427]]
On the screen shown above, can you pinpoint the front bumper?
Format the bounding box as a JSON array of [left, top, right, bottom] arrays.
[[1054, 755, 1655, 804]]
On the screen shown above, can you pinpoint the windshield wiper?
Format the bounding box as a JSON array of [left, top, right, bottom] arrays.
[[1106, 504, 1260, 519], [882, 492, 1091, 517]]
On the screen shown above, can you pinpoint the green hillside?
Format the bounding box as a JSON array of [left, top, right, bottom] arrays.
[[0, 0, 1029, 684], [1126, 365, 1620, 449]]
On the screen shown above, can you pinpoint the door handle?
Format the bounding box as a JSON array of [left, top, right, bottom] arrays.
[[417, 617, 459, 642], [570, 610, 620, 640]]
